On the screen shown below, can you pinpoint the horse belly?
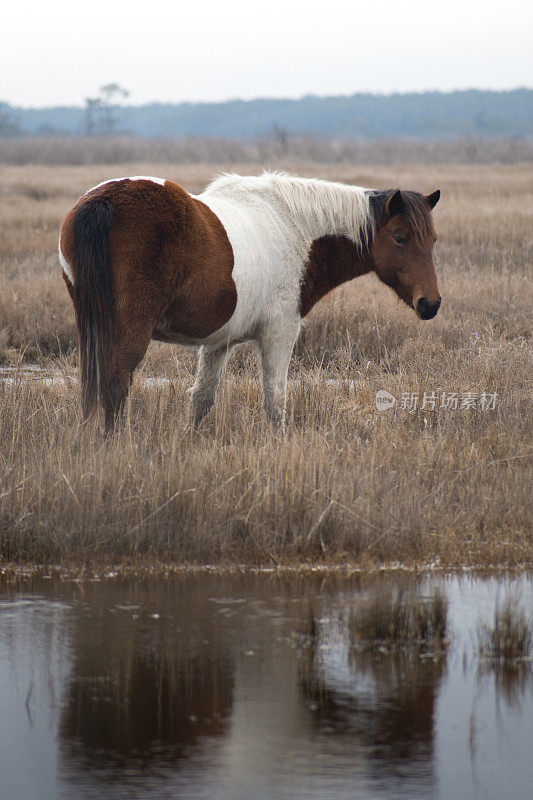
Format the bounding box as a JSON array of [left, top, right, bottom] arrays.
[[152, 277, 240, 346], [151, 262, 265, 347], [152, 317, 235, 347]]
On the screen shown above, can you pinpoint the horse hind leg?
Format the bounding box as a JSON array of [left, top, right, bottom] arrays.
[[189, 344, 231, 429], [102, 369, 130, 434], [102, 323, 153, 434]]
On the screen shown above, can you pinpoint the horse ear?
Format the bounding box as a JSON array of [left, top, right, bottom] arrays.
[[425, 189, 440, 209], [385, 190, 404, 218]]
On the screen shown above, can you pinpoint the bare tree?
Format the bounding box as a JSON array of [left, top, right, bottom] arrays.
[[273, 123, 289, 155], [99, 84, 129, 135], [84, 85, 129, 136], [84, 98, 101, 136]]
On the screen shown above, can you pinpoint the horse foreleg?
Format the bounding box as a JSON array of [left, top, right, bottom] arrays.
[[189, 344, 231, 429], [259, 321, 300, 431]]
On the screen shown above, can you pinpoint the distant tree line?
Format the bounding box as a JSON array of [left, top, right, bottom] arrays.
[[0, 89, 531, 140], [0, 107, 24, 136]]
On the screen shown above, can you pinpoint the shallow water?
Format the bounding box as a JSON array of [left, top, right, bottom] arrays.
[[0, 365, 362, 391], [0, 572, 531, 800]]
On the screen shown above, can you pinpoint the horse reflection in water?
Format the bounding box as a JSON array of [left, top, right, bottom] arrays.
[[58, 580, 234, 782], [55, 576, 447, 798], [2, 575, 531, 800]]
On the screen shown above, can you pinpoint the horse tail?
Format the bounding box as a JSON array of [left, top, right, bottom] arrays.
[[71, 197, 115, 422]]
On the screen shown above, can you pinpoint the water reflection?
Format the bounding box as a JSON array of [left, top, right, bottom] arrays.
[[0, 573, 531, 800], [477, 657, 532, 710], [56, 579, 234, 791], [298, 597, 447, 794], [475, 595, 533, 710], [60, 641, 233, 769]]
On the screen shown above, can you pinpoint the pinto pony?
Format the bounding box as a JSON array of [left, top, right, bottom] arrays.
[[59, 173, 441, 432]]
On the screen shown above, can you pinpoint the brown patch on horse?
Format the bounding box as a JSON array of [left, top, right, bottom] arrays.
[[299, 234, 372, 317], [151, 185, 236, 340], [89, 179, 236, 340], [62, 179, 236, 339], [60, 178, 235, 429]]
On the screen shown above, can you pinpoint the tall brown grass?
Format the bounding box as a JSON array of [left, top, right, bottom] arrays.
[[0, 162, 531, 567]]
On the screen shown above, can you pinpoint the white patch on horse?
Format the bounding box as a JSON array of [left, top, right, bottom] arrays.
[[195, 171, 371, 344], [190, 171, 373, 428], [86, 176, 166, 194], [58, 236, 74, 283]]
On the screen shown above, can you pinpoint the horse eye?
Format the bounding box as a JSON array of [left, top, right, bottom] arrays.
[[393, 234, 408, 245]]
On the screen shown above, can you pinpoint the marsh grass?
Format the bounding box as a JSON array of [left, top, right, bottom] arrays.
[[476, 597, 533, 706], [0, 162, 531, 567], [348, 589, 449, 650], [477, 598, 532, 661], [1, 136, 531, 166]]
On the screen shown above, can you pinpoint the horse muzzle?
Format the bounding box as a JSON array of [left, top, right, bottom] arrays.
[[415, 296, 441, 320]]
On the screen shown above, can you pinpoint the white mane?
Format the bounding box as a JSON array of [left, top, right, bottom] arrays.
[[203, 171, 373, 252]]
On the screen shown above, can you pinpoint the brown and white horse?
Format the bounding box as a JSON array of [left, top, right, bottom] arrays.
[[59, 172, 441, 432]]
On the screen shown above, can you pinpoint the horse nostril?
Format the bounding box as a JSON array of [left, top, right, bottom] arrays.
[[416, 297, 441, 320]]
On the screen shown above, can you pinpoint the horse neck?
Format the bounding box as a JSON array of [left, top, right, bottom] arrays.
[[275, 176, 373, 252], [285, 179, 374, 316]]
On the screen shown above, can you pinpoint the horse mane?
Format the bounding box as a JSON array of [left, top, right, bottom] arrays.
[[204, 173, 435, 250], [204, 171, 372, 252], [369, 190, 436, 244]]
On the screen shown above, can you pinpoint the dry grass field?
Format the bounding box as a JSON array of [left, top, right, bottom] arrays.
[[0, 160, 531, 568], [1, 135, 531, 166]]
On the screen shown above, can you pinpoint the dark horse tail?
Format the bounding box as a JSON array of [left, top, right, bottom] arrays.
[[71, 197, 115, 422]]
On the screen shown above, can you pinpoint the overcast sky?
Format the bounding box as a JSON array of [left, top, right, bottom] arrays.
[[3, 0, 532, 107]]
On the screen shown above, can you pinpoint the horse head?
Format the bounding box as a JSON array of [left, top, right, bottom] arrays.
[[370, 188, 441, 320]]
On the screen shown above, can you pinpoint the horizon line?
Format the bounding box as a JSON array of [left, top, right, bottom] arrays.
[[3, 85, 531, 112]]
